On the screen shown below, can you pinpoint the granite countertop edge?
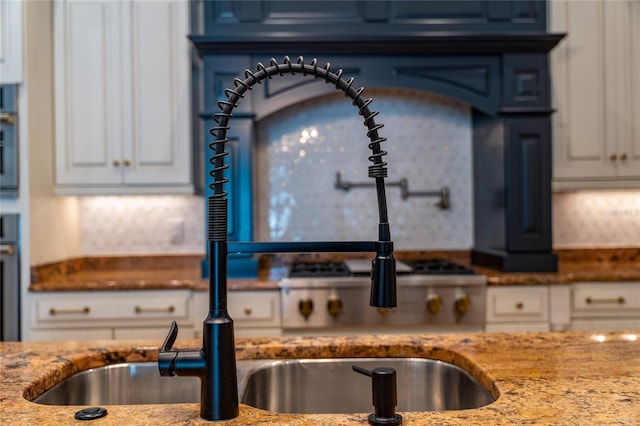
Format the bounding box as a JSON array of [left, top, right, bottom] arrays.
[[3, 331, 639, 425], [28, 249, 640, 292]]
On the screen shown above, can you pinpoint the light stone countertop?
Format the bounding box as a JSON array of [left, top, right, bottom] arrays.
[[3, 331, 639, 425]]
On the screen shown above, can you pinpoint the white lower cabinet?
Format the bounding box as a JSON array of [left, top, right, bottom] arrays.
[[485, 286, 551, 332], [29, 328, 113, 341], [28, 290, 195, 341], [192, 290, 282, 338], [569, 282, 640, 331]]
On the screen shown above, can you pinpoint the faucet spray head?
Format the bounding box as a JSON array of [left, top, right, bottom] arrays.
[[370, 251, 397, 308]]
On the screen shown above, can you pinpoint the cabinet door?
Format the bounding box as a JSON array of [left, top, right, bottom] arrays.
[[618, 0, 640, 178], [120, 0, 191, 186], [551, 0, 640, 188], [54, 0, 123, 186], [0, 0, 23, 83], [54, 0, 193, 194], [551, 0, 613, 181]]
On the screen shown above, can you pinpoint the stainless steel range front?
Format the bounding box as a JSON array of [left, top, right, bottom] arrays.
[[280, 259, 486, 335]]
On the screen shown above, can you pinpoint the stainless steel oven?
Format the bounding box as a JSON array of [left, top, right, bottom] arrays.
[[0, 214, 20, 341], [280, 259, 486, 335], [0, 85, 19, 197]]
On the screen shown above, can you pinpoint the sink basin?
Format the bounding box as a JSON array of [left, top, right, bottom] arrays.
[[32, 362, 200, 405], [241, 358, 495, 413], [32, 358, 495, 413]]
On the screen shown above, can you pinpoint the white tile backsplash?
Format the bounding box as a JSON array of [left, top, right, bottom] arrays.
[[255, 88, 474, 250], [79, 196, 204, 255], [552, 190, 640, 248]]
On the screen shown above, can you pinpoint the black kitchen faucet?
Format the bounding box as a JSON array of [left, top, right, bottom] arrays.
[[158, 56, 397, 421]]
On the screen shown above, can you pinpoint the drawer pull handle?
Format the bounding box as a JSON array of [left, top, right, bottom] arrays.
[[135, 305, 175, 314], [244, 307, 253, 315], [49, 306, 90, 316], [0, 244, 15, 255], [585, 297, 625, 305], [0, 112, 14, 124], [516, 302, 524, 309]]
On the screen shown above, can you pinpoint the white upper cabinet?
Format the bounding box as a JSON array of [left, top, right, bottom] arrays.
[[551, 0, 640, 190], [54, 0, 193, 195], [0, 0, 23, 83]]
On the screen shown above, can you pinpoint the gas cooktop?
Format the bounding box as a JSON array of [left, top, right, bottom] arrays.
[[288, 259, 476, 278], [405, 259, 475, 275], [288, 262, 351, 278]]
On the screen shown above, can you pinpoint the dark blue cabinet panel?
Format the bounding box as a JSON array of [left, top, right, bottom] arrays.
[[193, 1, 561, 273], [473, 113, 557, 272], [205, 1, 547, 31]]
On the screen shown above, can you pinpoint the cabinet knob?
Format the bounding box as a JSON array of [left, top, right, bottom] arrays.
[[620, 153, 628, 161], [243, 307, 253, 315], [123, 160, 131, 167], [609, 154, 617, 161], [113, 160, 121, 167], [516, 302, 524, 310]]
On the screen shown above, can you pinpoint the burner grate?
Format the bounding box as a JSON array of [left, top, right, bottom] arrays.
[[407, 259, 475, 275], [288, 262, 351, 278]]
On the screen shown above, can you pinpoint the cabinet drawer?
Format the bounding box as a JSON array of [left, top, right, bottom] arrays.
[[33, 291, 190, 328], [571, 282, 640, 318], [114, 326, 195, 341], [486, 286, 549, 323], [228, 291, 281, 328], [29, 328, 113, 342]]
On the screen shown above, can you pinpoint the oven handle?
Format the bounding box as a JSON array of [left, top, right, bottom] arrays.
[[0, 244, 16, 255], [0, 112, 15, 124]]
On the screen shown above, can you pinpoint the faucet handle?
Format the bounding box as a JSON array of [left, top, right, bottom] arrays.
[[158, 321, 179, 376], [160, 320, 179, 352]]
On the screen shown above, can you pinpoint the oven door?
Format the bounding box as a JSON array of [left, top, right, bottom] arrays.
[[0, 85, 19, 197], [0, 214, 20, 341]]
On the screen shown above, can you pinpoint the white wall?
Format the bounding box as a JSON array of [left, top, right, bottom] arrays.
[[25, 0, 81, 265]]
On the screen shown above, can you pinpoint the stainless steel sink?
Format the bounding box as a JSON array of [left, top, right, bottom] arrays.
[[241, 358, 495, 413], [32, 362, 200, 405], [32, 358, 495, 413]]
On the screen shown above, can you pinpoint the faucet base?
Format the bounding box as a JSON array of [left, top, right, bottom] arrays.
[[200, 313, 239, 421]]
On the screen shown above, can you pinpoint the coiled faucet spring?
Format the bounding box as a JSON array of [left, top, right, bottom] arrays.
[[210, 56, 390, 199]]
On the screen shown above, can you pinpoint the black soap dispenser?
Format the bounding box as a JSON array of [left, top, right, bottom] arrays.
[[353, 365, 403, 425]]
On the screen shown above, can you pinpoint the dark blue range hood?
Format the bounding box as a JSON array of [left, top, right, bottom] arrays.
[[191, 0, 563, 275]]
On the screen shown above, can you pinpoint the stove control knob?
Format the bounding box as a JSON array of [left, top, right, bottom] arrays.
[[327, 296, 343, 319], [299, 298, 314, 320], [377, 307, 391, 316], [426, 294, 442, 314], [455, 293, 471, 314]]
